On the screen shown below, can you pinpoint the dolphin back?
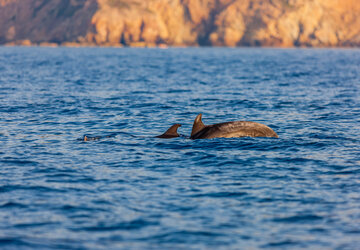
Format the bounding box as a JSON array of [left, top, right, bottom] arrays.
[[191, 121, 278, 139]]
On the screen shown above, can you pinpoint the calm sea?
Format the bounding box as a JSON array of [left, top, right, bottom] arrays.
[[0, 47, 359, 249]]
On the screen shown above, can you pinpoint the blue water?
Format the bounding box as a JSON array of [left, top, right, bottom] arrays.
[[0, 47, 360, 249]]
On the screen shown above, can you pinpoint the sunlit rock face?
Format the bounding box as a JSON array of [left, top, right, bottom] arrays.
[[0, 0, 98, 45], [1, 0, 359, 46]]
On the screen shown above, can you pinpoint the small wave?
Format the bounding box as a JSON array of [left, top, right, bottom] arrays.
[[140, 230, 224, 243], [161, 89, 191, 93], [0, 201, 27, 209], [14, 222, 59, 228], [0, 185, 65, 193], [262, 240, 301, 248], [1, 159, 39, 166], [190, 191, 247, 198], [59, 204, 108, 212], [74, 219, 157, 232], [0, 237, 25, 246], [273, 214, 323, 223]]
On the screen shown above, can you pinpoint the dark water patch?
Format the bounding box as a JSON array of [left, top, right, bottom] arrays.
[[0, 237, 86, 250], [14, 221, 60, 228], [215, 159, 250, 166], [284, 71, 311, 78], [61, 108, 81, 115], [112, 122, 128, 127], [32, 167, 79, 174], [323, 170, 360, 176], [273, 214, 323, 223], [74, 79, 86, 85], [160, 89, 191, 93], [0, 238, 27, 247], [309, 227, 328, 233], [92, 199, 114, 206], [271, 156, 325, 165], [141, 230, 225, 243], [190, 191, 247, 198], [263, 240, 302, 248], [344, 229, 360, 234], [42, 173, 75, 178], [0, 185, 66, 193], [59, 204, 108, 213], [74, 219, 157, 232], [45, 176, 98, 184], [1, 159, 39, 166], [0, 201, 27, 209]]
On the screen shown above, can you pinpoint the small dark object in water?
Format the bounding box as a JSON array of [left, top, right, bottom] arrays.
[[80, 134, 117, 141]]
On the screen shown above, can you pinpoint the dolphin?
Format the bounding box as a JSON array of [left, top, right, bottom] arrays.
[[190, 114, 278, 139], [156, 124, 182, 138]]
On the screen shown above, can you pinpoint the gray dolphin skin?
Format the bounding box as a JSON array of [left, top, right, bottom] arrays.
[[156, 124, 182, 138], [190, 114, 278, 139]]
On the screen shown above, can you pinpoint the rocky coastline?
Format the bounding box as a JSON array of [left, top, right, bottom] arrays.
[[1, 0, 359, 47]]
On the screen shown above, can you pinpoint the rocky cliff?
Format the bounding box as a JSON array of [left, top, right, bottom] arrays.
[[0, 0, 98, 45], [1, 0, 359, 47]]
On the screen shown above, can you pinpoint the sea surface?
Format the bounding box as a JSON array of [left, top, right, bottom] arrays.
[[0, 47, 359, 249]]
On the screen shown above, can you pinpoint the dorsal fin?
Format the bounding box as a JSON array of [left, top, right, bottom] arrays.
[[156, 124, 181, 138], [191, 113, 206, 136], [165, 124, 181, 135]]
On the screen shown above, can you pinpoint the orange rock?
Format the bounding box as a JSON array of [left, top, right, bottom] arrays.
[[0, 0, 359, 47]]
